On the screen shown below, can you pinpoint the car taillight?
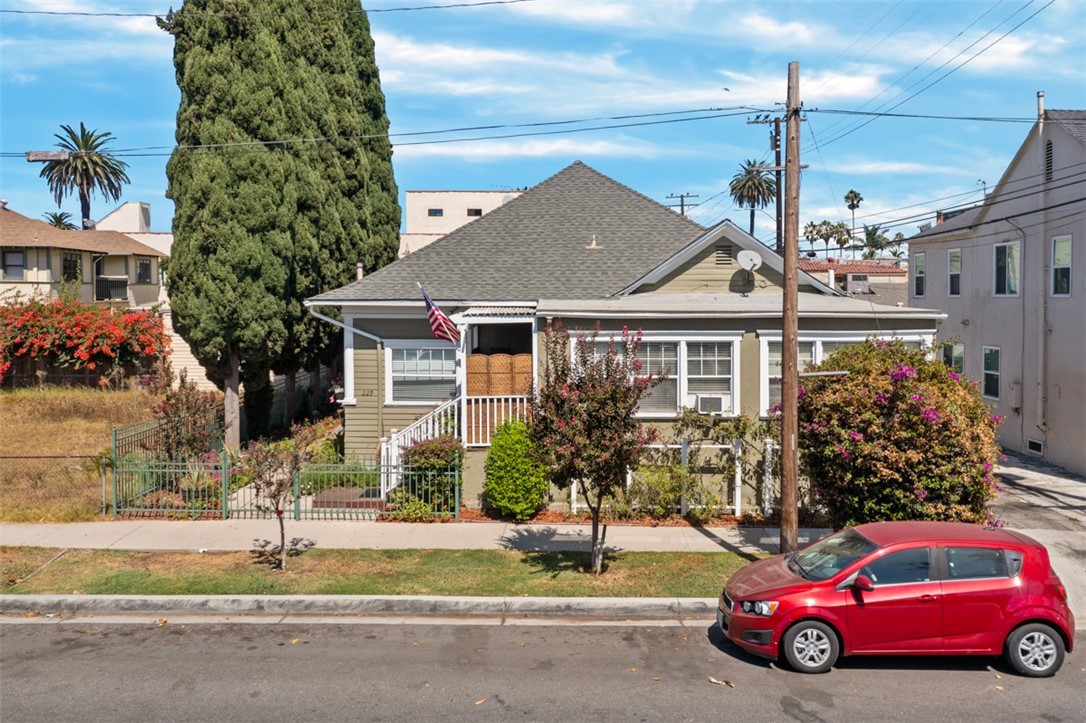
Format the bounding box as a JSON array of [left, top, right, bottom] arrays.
[[1057, 581, 1068, 602]]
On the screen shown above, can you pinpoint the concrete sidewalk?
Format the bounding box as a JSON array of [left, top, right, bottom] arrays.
[[2, 451, 1084, 626]]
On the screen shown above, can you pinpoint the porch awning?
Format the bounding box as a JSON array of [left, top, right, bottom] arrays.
[[456, 305, 536, 319]]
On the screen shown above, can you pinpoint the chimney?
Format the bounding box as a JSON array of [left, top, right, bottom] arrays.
[[1037, 90, 1045, 120], [827, 265, 835, 289], [356, 262, 365, 281], [936, 210, 944, 225]]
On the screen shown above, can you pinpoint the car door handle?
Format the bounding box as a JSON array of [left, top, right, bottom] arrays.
[[918, 594, 938, 603]]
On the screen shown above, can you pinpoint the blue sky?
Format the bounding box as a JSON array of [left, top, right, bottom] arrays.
[[1, 0, 1084, 248]]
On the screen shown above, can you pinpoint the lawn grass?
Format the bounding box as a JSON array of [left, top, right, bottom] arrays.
[[1, 546, 760, 597]]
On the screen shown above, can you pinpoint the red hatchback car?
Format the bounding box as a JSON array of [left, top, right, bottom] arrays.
[[718, 521, 1075, 676]]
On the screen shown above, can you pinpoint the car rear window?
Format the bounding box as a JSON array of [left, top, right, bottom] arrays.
[[945, 547, 1009, 580]]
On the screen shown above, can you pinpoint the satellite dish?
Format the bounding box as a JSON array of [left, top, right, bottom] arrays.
[[737, 250, 763, 272]]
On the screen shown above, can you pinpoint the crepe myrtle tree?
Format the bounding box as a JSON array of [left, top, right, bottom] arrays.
[[796, 339, 1003, 530], [530, 321, 660, 575], [242, 422, 323, 571]]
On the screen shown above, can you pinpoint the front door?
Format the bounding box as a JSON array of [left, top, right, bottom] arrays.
[[846, 546, 942, 652]]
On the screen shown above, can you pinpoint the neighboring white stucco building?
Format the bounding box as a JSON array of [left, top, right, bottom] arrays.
[[399, 190, 522, 257], [907, 95, 1085, 475]]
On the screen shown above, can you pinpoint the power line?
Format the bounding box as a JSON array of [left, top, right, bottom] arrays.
[[815, 0, 1054, 149], [0, 0, 536, 18]]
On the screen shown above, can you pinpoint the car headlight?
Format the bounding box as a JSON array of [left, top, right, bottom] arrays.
[[739, 600, 779, 616]]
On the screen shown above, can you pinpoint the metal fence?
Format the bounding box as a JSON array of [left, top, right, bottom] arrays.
[[109, 443, 459, 521], [0, 455, 108, 521]]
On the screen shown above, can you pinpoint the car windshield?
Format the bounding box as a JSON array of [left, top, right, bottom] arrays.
[[789, 529, 878, 581]]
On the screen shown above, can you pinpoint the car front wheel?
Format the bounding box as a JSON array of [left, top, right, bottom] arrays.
[[782, 620, 839, 674], [1006, 623, 1065, 677]]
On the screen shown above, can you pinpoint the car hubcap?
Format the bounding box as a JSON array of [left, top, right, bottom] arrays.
[[793, 629, 830, 666], [1018, 632, 1057, 671]]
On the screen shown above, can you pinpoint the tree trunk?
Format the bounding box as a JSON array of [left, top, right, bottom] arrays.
[[748, 208, 755, 236], [308, 365, 322, 415], [278, 510, 287, 571], [79, 186, 92, 229], [225, 347, 241, 451], [282, 373, 296, 428], [586, 497, 605, 575]]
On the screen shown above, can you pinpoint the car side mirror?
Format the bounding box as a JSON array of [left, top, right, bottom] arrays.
[[853, 575, 875, 592]]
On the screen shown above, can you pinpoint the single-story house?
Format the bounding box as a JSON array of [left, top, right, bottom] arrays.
[[307, 162, 947, 510], [1, 202, 165, 308]]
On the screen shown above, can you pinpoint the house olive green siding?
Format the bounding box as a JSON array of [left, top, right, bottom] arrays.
[[634, 241, 820, 295]]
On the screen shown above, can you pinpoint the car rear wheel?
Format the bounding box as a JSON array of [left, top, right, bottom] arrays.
[[1005, 623, 1065, 677], [782, 621, 839, 674]]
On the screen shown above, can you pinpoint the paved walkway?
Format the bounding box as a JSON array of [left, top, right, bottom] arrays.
[[2, 452, 1083, 626]]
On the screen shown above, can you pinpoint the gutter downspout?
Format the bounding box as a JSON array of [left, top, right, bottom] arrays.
[[1035, 91, 1050, 436]]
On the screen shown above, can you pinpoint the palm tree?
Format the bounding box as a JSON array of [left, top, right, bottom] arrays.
[[38, 123, 130, 229], [42, 211, 78, 230], [844, 189, 863, 258], [729, 159, 776, 237], [861, 223, 889, 259]]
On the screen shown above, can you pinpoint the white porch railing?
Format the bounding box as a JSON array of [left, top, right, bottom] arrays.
[[379, 398, 460, 497], [463, 395, 531, 447]]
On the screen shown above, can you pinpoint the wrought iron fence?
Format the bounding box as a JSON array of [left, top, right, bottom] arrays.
[[108, 453, 459, 521], [0, 455, 109, 522]]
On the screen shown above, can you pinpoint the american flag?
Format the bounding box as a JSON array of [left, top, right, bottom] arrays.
[[419, 285, 460, 345]]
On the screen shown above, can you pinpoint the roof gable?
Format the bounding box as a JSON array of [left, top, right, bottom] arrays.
[[0, 206, 165, 256], [311, 161, 704, 304], [619, 221, 839, 296]]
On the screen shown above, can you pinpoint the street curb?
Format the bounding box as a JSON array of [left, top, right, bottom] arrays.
[[0, 595, 719, 620]]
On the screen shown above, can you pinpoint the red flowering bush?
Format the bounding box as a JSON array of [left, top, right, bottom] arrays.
[[797, 339, 1002, 529], [0, 296, 169, 384]]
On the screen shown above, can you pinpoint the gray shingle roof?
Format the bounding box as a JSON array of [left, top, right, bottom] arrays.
[[1049, 110, 1086, 145], [312, 161, 704, 304]]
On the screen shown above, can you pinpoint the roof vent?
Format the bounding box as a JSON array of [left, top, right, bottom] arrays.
[[714, 245, 733, 266], [586, 234, 603, 249], [0, 199, 6, 209]]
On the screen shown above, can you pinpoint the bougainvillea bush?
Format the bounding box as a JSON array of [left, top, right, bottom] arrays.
[[797, 339, 1003, 529], [0, 296, 168, 385]]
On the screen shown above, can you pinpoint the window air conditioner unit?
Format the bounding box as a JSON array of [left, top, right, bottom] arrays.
[[696, 394, 729, 415]]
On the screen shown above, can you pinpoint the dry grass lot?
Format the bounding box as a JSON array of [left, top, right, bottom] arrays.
[[0, 388, 159, 522]]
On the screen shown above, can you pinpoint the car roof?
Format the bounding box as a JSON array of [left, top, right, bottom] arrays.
[[851, 520, 1035, 548]]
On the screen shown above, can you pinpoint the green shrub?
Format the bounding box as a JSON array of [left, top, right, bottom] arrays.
[[484, 419, 550, 520], [797, 339, 1002, 528], [386, 489, 434, 522], [401, 435, 462, 511]]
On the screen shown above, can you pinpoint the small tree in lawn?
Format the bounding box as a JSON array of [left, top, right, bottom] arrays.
[[530, 321, 660, 575], [243, 422, 322, 570]]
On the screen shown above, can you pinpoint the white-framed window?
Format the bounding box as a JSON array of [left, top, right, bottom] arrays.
[[948, 248, 961, 297], [943, 342, 964, 374], [590, 335, 740, 417], [994, 242, 1019, 296], [1052, 235, 1071, 297], [982, 346, 1000, 399], [759, 334, 928, 414], [913, 252, 925, 297], [2, 248, 25, 280], [385, 343, 457, 404]]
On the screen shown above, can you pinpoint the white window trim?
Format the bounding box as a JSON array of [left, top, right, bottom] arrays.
[[383, 339, 459, 406], [912, 252, 925, 298], [993, 241, 1020, 297], [1051, 234, 1072, 297], [947, 248, 961, 298], [582, 333, 742, 419], [758, 332, 930, 415], [982, 346, 1000, 400]]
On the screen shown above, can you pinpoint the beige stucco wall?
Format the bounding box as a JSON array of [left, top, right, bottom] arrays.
[[908, 121, 1086, 475], [404, 190, 523, 237]]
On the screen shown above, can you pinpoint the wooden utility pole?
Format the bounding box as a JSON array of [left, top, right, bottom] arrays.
[[781, 61, 801, 554], [666, 193, 699, 216], [774, 118, 783, 254]]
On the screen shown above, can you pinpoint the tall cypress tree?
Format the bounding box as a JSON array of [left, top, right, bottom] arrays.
[[159, 1, 400, 444]]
